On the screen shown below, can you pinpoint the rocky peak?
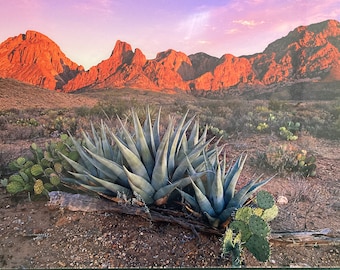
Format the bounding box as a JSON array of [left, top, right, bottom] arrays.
[[0, 19, 339, 93], [0, 30, 83, 90]]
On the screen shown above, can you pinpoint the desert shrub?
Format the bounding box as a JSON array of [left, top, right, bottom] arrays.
[[251, 144, 316, 177]]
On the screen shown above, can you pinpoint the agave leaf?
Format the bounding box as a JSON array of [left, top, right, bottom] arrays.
[[237, 175, 276, 207], [90, 122, 100, 148], [143, 106, 157, 158], [115, 115, 140, 158], [124, 167, 154, 204], [223, 154, 247, 204], [187, 119, 200, 149], [168, 110, 190, 176], [111, 132, 150, 181], [100, 121, 114, 159], [211, 158, 225, 214], [175, 113, 196, 157], [171, 137, 214, 181], [131, 108, 154, 177], [84, 148, 129, 187], [76, 182, 117, 195], [151, 120, 173, 190], [218, 206, 237, 223], [204, 211, 220, 228], [123, 166, 155, 201], [221, 151, 227, 185], [61, 176, 84, 185], [85, 172, 132, 196], [67, 172, 90, 183], [153, 180, 183, 203], [80, 129, 96, 153], [68, 134, 98, 176], [191, 179, 216, 217], [177, 189, 200, 211], [59, 152, 89, 175], [176, 171, 207, 189], [152, 107, 161, 153]]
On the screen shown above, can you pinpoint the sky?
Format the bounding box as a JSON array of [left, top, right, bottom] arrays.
[[0, 0, 339, 70]]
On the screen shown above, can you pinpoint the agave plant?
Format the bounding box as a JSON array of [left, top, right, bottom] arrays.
[[60, 107, 220, 205], [178, 153, 275, 227]]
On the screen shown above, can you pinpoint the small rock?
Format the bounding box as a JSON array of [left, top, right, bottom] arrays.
[[277, 195, 288, 205]]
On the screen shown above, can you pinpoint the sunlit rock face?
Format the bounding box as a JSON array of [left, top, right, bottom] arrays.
[[0, 30, 83, 90], [1, 20, 339, 92]]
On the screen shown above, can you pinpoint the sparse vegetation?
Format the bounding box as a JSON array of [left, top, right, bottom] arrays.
[[251, 143, 317, 177], [0, 83, 339, 268]]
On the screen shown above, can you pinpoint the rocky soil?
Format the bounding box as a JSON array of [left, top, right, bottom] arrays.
[[0, 83, 339, 268]]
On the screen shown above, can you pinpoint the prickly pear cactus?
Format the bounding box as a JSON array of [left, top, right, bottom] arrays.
[[1, 134, 78, 196], [229, 220, 252, 242], [248, 214, 270, 237], [223, 189, 278, 265], [235, 206, 253, 223], [245, 234, 271, 262], [256, 190, 274, 209], [261, 204, 279, 222]]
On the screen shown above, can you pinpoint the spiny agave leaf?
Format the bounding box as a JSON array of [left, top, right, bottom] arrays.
[[171, 137, 215, 181], [90, 122, 100, 148], [187, 119, 200, 149], [153, 180, 183, 204], [189, 138, 218, 169], [185, 155, 206, 194], [68, 133, 98, 176], [63, 172, 89, 184], [218, 206, 237, 223], [203, 150, 215, 198], [84, 147, 128, 186], [124, 168, 154, 204], [211, 158, 225, 214], [132, 108, 154, 177], [151, 120, 173, 190], [226, 174, 275, 209], [143, 106, 156, 157], [191, 179, 216, 217], [237, 175, 276, 207], [221, 151, 227, 185], [204, 211, 220, 228], [123, 166, 155, 200], [76, 182, 117, 195], [176, 189, 200, 211], [80, 129, 97, 153], [59, 152, 89, 175], [195, 124, 208, 148], [100, 121, 114, 159], [224, 154, 247, 204], [152, 107, 161, 153], [176, 171, 207, 189], [168, 110, 190, 176], [115, 115, 140, 158], [111, 132, 150, 181], [175, 113, 196, 157], [85, 172, 132, 196]]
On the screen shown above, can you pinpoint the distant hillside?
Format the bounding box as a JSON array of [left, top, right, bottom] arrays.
[[0, 78, 97, 110], [0, 20, 339, 92]]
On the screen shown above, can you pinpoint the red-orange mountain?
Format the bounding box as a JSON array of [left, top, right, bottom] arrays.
[[0, 31, 84, 90], [0, 20, 339, 92]]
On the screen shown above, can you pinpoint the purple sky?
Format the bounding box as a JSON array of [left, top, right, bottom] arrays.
[[1, 0, 339, 70]]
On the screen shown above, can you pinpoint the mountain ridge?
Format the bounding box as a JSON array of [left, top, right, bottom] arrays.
[[0, 19, 339, 92]]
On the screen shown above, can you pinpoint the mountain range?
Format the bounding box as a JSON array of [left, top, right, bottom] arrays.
[[0, 19, 339, 93]]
